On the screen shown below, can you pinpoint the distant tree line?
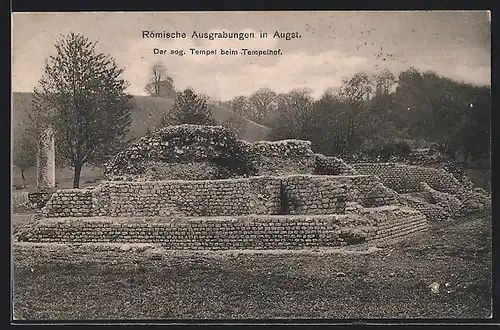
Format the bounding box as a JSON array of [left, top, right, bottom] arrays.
[[144, 65, 491, 165], [192, 68, 489, 164]]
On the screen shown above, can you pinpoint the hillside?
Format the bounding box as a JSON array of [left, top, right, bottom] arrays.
[[12, 92, 269, 142]]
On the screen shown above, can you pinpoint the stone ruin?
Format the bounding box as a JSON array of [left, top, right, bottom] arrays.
[[15, 124, 491, 250], [22, 126, 57, 209]]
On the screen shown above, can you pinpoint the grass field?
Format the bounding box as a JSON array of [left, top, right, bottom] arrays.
[[11, 165, 103, 192], [12, 211, 492, 320]]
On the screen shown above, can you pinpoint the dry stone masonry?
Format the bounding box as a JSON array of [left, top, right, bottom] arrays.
[[398, 194, 451, 222], [18, 206, 427, 249], [249, 140, 317, 176], [42, 189, 94, 217], [17, 124, 490, 250], [351, 163, 466, 194], [40, 174, 403, 219], [314, 154, 359, 176]]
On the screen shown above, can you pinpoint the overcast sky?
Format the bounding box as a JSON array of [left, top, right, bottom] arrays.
[[12, 11, 491, 100]]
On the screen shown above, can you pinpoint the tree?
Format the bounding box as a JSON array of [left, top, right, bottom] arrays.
[[144, 62, 177, 98], [338, 72, 374, 152], [13, 123, 37, 188], [222, 113, 247, 138], [229, 96, 249, 117], [374, 69, 396, 96], [30, 32, 133, 188], [159, 88, 216, 127], [247, 88, 278, 124], [268, 89, 314, 141]]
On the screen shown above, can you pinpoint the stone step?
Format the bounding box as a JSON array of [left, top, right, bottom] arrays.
[[373, 222, 429, 241], [376, 217, 427, 231], [373, 225, 430, 243], [376, 220, 429, 236]]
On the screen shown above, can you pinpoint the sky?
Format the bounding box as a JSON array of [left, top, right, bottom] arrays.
[[12, 11, 491, 101]]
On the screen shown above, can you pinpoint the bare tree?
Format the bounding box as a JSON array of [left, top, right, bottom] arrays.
[[144, 62, 176, 98], [13, 122, 37, 188]]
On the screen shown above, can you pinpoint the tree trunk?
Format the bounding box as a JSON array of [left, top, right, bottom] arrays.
[[73, 163, 82, 188], [21, 169, 26, 188]]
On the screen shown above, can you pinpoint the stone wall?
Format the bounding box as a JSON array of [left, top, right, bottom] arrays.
[[398, 194, 451, 222], [346, 175, 400, 207], [139, 160, 222, 181], [249, 140, 316, 176], [104, 126, 322, 181], [280, 176, 347, 215], [419, 182, 463, 216], [351, 163, 466, 195], [92, 177, 282, 217], [16, 205, 428, 249], [314, 154, 359, 175], [362, 206, 429, 242], [42, 189, 93, 217], [28, 192, 52, 209], [41, 174, 401, 218]]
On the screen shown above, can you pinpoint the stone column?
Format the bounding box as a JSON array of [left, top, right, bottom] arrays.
[[37, 126, 56, 191]]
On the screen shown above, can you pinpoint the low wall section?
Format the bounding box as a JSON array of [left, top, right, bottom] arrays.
[[17, 206, 428, 249], [314, 154, 359, 175], [41, 174, 400, 218], [250, 140, 317, 176], [351, 163, 467, 195]]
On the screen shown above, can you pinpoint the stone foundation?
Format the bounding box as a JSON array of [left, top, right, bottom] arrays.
[[351, 163, 466, 194], [17, 206, 428, 249], [41, 175, 403, 218]]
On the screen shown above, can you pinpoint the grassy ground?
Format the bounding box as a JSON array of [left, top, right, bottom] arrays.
[[12, 211, 492, 320], [12, 166, 103, 192], [465, 168, 491, 192]]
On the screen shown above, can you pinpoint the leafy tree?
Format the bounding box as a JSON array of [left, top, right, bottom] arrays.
[[338, 72, 374, 152], [268, 89, 308, 139], [13, 123, 37, 188], [339, 72, 373, 106], [247, 88, 277, 124], [307, 92, 350, 155], [374, 69, 396, 96], [229, 96, 249, 117], [268, 89, 315, 144], [144, 62, 177, 98], [450, 86, 491, 161], [159, 88, 216, 127], [30, 32, 133, 188]]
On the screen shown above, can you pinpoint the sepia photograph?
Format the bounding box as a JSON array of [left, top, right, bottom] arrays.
[[11, 11, 491, 321]]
